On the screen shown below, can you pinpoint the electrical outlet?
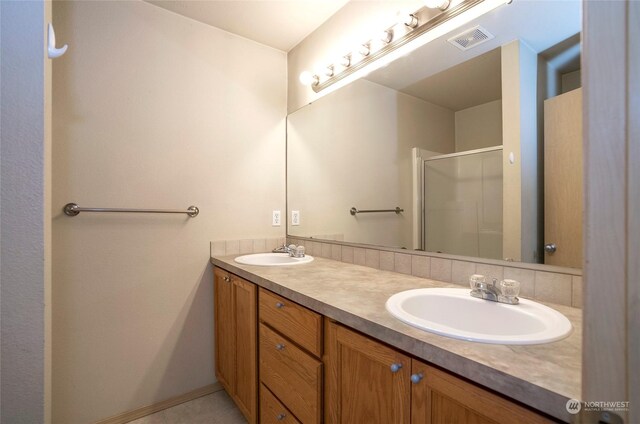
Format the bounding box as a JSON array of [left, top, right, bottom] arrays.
[[291, 210, 300, 226], [272, 210, 281, 226]]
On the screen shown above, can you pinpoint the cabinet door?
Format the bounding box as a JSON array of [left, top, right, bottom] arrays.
[[214, 269, 258, 424], [233, 277, 257, 423], [214, 268, 235, 393], [411, 359, 551, 424], [325, 321, 411, 424]]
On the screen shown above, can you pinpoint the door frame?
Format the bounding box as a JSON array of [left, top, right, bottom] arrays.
[[582, 1, 638, 422]]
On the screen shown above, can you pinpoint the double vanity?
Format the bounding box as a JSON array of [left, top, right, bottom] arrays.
[[211, 251, 581, 423]]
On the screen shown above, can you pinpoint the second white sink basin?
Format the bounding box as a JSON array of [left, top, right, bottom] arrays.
[[385, 288, 572, 345], [234, 253, 314, 266]]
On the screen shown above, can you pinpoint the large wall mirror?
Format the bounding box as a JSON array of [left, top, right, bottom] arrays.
[[287, 0, 582, 269]]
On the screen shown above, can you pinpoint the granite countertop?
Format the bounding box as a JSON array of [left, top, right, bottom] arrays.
[[211, 255, 582, 422]]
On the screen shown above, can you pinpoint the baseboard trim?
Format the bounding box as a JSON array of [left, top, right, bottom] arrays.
[[95, 382, 223, 424]]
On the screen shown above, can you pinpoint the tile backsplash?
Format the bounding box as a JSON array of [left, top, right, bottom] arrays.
[[210, 237, 285, 257], [287, 236, 583, 309], [209, 237, 582, 309]]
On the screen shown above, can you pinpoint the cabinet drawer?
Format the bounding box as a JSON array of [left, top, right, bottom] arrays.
[[260, 384, 301, 424], [259, 288, 322, 357], [259, 323, 322, 424]]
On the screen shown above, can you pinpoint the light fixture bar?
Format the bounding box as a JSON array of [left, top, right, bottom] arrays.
[[425, 0, 452, 11], [312, 0, 491, 93]]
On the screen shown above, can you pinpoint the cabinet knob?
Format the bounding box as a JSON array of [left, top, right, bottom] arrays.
[[275, 302, 285, 309], [275, 343, 285, 351], [390, 363, 403, 373], [410, 373, 424, 384], [276, 413, 286, 421], [223, 276, 231, 282]]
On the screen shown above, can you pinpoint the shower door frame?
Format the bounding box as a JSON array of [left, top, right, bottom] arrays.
[[417, 145, 503, 254]]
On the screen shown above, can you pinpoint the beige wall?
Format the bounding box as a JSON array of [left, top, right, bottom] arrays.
[[51, 1, 286, 422], [1, 1, 51, 423], [454, 100, 502, 152], [501, 40, 539, 263], [287, 0, 423, 113], [288, 79, 454, 248]]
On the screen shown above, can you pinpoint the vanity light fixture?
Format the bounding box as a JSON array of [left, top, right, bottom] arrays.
[[299, 0, 511, 95], [424, 0, 451, 11]]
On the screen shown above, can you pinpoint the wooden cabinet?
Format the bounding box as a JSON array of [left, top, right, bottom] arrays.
[[259, 288, 323, 424], [213, 266, 554, 424], [325, 321, 411, 424], [214, 268, 234, 392], [214, 268, 257, 424], [259, 288, 323, 356], [260, 384, 301, 424], [325, 321, 550, 424], [411, 359, 550, 424], [260, 323, 322, 423]]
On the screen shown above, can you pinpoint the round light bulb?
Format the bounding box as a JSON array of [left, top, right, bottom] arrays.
[[424, 0, 450, 10], [324, 65, 334, 77], [339, 55, 351, 68], [358, 43, 370, 57], [299, 71, 319, 86]]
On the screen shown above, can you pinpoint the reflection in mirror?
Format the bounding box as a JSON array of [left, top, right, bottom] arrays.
[[288, 0, 582, 268], [423, 146, 503, 259]]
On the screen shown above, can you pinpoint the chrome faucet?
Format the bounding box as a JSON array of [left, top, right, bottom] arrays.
[[471, 278, 501, 302], [470, 276, 519, 305], [272, 243, 292, 254], [272, 244, 306, 258]]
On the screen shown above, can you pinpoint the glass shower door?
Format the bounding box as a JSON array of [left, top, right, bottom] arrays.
[[423, 148, 503, 259]]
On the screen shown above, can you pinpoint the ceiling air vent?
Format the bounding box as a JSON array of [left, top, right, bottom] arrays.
[[447, 26, 495, 51]]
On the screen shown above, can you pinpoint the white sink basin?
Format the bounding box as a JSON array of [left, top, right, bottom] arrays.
[[234, 253, 314, 266], [385, 288, 572, 345]]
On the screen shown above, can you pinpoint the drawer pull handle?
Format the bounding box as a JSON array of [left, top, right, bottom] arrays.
[[223, 276, 231, 282], [276, 413, 286, 421], [275, 343, 285, 351], [410, 372, 424, 384], [275, 302, 285, 309], [390, 363, 403, 373]]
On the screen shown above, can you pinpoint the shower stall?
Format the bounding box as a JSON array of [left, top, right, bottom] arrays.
[[422, 146, 503, 260]]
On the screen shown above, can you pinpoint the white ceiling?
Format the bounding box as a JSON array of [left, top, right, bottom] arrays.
[[403, 47, 502, 111], [145, 0, 581, 108], [145, 0, 350, 52]]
